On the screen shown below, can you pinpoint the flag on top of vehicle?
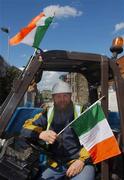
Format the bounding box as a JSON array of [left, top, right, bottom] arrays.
[[71, 102, 121, 164], [9, 12, 53, 49]]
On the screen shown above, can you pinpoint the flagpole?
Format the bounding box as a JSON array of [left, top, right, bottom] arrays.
[[20, 48, 38, 78], [57, 96, 105, 136]]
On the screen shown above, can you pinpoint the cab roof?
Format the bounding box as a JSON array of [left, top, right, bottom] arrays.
[[40, 50, 112, 85]]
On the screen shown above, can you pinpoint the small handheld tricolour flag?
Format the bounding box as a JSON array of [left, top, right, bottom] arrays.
[[9, 12, 53, 49], [58, 97, 121, 164], [71, 102, 121, 164]]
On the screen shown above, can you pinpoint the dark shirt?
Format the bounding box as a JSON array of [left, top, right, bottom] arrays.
[[49, 102, 82, 163]]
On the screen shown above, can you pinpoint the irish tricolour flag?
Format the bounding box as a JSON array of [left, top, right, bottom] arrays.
[[9, 12, 53, 49], [71, 102, 121, 164]]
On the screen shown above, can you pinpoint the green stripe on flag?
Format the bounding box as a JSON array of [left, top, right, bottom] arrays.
[[33, 17, 53, 48], [71, 103, 105, 136]]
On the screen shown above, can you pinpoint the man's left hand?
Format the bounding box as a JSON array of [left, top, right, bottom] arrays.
[[66, 159, 85, 177]]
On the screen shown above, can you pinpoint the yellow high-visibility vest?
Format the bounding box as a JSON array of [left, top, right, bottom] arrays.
[[47, 105, 82, 130]]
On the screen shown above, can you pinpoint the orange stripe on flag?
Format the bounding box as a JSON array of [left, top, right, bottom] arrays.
[[9, 12, 45, 45], [27, 12, 45, 28], [89, 136, 121, 164]]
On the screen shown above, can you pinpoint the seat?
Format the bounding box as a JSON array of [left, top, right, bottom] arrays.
[[108, 111, 120, 131], [5, 107, 42, 136]]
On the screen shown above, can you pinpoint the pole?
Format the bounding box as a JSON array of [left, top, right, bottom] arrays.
[[7, 32, 10, 62], [0, 27, 10, 63]]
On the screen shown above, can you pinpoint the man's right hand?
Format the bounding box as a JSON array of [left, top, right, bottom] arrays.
[[39, 130, 57, 144]]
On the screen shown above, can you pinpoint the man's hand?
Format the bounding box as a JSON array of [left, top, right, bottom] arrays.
[[39, 130, 57, 144], [66, 159, 85, 177]]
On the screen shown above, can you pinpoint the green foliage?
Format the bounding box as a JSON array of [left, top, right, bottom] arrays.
[[0, 66, 20, 105]]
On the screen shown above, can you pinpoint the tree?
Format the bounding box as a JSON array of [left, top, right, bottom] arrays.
[[0, 66, 20, 105]]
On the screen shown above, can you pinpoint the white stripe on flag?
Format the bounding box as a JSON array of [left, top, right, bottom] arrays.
[[36, 16, 47, 26], [21, 28, 37, 46], [79, 119, 114, 151]]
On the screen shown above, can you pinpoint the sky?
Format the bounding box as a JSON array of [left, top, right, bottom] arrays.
[[0, 0, 124, 90]]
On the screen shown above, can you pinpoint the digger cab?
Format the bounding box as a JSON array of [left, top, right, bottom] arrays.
[[0, 37, 124, 180]]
